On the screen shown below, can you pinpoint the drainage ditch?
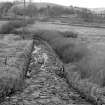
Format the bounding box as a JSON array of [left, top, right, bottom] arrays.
[[1, 39, 93, 105]]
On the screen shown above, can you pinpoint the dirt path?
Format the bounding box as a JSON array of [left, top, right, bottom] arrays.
[[1, 40, 93, 105]]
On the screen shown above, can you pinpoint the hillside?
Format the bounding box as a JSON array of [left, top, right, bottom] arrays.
[[7, 2, 105, 24], [12, 2, 65, 9], [8, 2, 74, 15], [0, 2, 104, 24]]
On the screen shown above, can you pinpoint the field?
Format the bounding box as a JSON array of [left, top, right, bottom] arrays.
[[27, 21, 105, 37]]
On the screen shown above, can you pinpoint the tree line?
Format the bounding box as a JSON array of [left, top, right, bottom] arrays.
[[0, 2, 105, 23]]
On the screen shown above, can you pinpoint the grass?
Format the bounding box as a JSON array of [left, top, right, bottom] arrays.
[[64, 42, 105, 104], [0, 34, 33, 100], [75, 43, 105, 82]]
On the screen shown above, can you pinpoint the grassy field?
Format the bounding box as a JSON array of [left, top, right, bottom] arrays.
[[27, 21, 105, 37], [48, 17, 105, 28]]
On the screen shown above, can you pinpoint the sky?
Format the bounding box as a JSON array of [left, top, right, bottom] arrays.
[[1, 0, 105, 8]]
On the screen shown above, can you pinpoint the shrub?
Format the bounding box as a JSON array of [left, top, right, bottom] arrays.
[[0, 22, 13, 34], [50, 37, 88, 63], [60, 31, 78, 38], [33, 30, 62, 42], [0, 21, 23, 34], [12, 29, 62, 40], [0, 19, 34, 34]]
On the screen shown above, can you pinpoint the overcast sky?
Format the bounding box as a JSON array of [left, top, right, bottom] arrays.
[[1, 0, 105, 8]]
